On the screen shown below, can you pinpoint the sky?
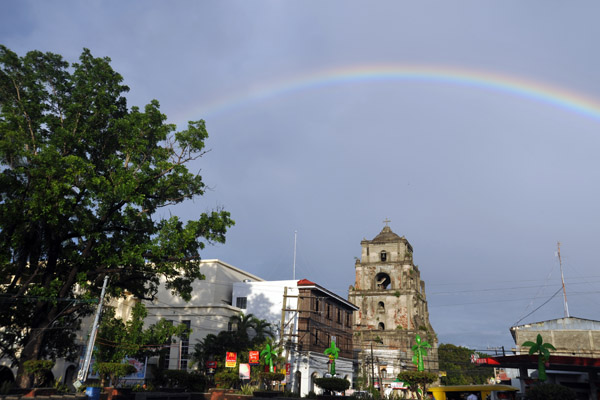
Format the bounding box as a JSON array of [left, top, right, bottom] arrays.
[[3, 1, 600, 352]]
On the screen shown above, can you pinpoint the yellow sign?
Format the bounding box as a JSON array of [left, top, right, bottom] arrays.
[[226, 352, 237, 368]]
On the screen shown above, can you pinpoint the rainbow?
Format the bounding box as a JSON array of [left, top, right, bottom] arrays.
[[179, 64, 600, 123]]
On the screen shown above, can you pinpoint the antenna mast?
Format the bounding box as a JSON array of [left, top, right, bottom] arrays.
[[557, 241, 570, 318], [293, 230, 297, 280]]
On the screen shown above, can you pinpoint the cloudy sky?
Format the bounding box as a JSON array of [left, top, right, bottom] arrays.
[[4, 1, 600, 351]]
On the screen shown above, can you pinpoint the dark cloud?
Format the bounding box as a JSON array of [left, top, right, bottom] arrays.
[[4, 0, 600, 350]]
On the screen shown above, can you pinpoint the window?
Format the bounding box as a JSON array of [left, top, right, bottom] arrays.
[[381, 369, 387, 379], [227, 322, 233, 331], [337, 308, 342, 323], [378, 302, 385, 312], [236, 297, 247, 309], [346, 312, 351, 326], [315, 298, 320, 312], [380, 250, 387, 262], [378, 322, 385, 331], [375, 273, 391, 290], [326, 304, 331, 319], [180, 320, 191, 370], [314, 330, 319, 345]]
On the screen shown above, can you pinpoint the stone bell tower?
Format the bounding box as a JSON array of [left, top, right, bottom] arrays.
[[348, 222, 438, 387]]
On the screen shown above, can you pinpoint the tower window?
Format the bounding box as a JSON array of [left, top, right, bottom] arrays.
[[380, 250, 387, 262], [378, 322, 385, 330], [378, 301, 385, 312], [375, 273, 391, 290]]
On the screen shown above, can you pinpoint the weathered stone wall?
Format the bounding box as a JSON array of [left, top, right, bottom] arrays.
[[349, 226, 438, 387]]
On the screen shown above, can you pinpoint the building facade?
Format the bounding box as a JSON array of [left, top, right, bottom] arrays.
[[144, 259, 263, 371], [348, 224, 438, 389], [232, 279, 359, 397]]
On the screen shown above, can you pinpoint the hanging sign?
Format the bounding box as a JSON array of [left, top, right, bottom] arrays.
[[239, 363, 251, 380], [249, 350, 260, 365], [226, 352, 237, 368], [285, 363, 291, 384]]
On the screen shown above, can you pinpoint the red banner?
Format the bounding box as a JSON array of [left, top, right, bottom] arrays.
[[249, 351, 260, 365]]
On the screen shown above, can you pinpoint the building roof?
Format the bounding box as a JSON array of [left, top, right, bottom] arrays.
[[362, 225, 412, 251], [200, 259, 264, 282], [510, 316, 600, 342], [482, 354, 600, 372], [371, 225, 403, 243], [297, 278, 359, 310]]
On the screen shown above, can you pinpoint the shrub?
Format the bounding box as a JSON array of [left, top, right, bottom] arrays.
[[313, 377, 350, 393], [259, 371, 285, 390], [216, 368, 240, 389], [525, 383, 576, 400], [161, 369, 207, 392], [93, 362, 137, 387], [239, 383, 258, 395], [23, 360, 54, 387]]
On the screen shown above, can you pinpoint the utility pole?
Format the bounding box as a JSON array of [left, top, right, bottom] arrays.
[[370, 340, 375, 389], [557, 241, 570, 318], [293, 231, 297, 280], [74, 275, 109, 388], [280, 287, 288, 350]]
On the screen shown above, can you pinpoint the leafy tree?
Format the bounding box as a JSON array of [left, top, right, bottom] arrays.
[[95, 302, 188, 363], [251, 317, 275, 347], [438, 343, 494, 385], [191, 315, 275, 387], [22, 360, 54, 387], [522, 334, 555, 382], [0, 46, 233, 387], [313, 377, 350, 394], [229, 313, 258, 344], [93, 362, 136, 387], [397, 371, 437, 400]]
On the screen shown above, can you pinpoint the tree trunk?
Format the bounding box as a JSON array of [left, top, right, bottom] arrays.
[[16, 330, 45, 388]]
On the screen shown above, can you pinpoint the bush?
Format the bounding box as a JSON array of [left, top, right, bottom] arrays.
[[313, 377, 350, 393], [258, 371, 285, 390], [93, 362, 137, 387], [161, 369, 207, 392], [215, 368, 240, 389], [525, 383, 576, 400], [238, 383, 258, 395], [23, 360, 55, 387]]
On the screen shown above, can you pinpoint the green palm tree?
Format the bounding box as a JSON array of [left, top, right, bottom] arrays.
[[411, 335, 431, 372], [324, 340, 340, 375], [230, 312, 257, 343], [260, 343, 278, 372], [522, 334, 555, 381], [251, 317, 275, 346]]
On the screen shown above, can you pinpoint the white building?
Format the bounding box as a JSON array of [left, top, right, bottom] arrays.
[[143, 259, 263, 370], [232, 279, 359, 397]]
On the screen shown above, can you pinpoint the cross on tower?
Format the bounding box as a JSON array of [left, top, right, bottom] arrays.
[[383, 218, 391, 226]]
